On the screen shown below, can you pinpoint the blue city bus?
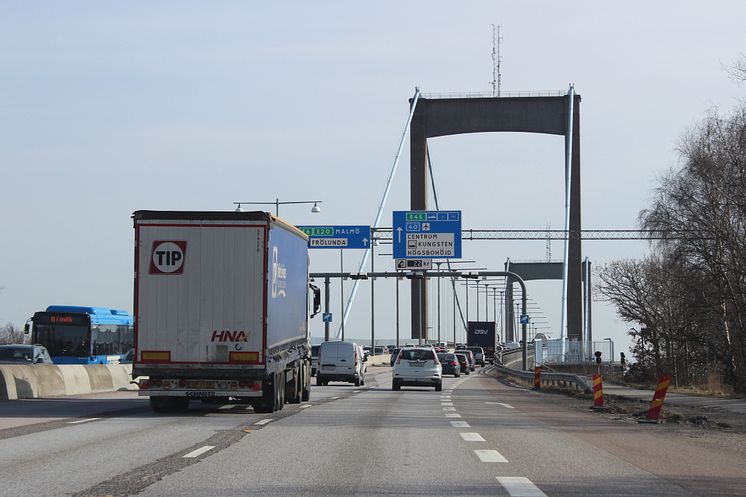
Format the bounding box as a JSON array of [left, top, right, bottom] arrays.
[[27, 305, 134, 364]]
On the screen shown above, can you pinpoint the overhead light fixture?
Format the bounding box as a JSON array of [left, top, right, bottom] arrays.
[[311, 202, 321, 213], [234, 203, 243, 212]]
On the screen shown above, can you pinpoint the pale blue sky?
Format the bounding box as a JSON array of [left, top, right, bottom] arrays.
[[2, 1, 744, 351]]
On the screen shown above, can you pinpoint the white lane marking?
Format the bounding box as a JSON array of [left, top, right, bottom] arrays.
[[441, 402, 454, 406], [255, 419, 273, 426], [460, 432, 486, 442], [299, 404, 312, 409], [219, 404, 236, 410], [474, 449, 508, 463], [353, 390, 360, 393], [486, 402, 515, 409], [451, 421, 470, 428], [68, 418, 102, 424], [497, 477, 547, 496], [445, 413, 461, 418], [183, 445, 215, 458], [331, 396, 340, 400], [443, 407, 456, 411]]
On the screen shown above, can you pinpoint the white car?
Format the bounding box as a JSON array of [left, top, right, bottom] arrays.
[[392, 347, 442, 391], [317, 341, 366, 387]]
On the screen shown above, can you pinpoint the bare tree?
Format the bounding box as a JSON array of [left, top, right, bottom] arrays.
[[0, 323, 27, 345]]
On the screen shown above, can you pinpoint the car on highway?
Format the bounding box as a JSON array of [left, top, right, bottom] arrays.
[[454, 351, 471, 374], [0, 344, 53, 364], [468, 346, 486, 366], [437, 352, 460, 377], [462, 349, 476, 371], [317, 341, 366, 387], [389, 348, 402, 367], [392, 347, 442, 391], [311, 344, 320, 376]]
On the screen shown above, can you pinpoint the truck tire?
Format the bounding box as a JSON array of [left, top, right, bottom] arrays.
[[278, 371, 285, 410], [354, 377, 361, 387], [253, 375, 277, 413], [392, 380, 401, 391], [288, 366, 301, 404]]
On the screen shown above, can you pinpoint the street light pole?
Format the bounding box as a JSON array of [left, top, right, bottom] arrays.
[[233, 199, 322, 216], [371, 240, 375, 351], [435, 261, 443, 344]]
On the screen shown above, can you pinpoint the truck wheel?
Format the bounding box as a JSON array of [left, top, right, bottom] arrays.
[[278, 372, 285, 410], [253, 375, 277, 413], [301, 383, 311, 401], [316, 375, 323, 387], [435, 381, 443, 392], [392, 380, 401, 391], [289, 367, 301, 404], [354, 377, 361, 387]]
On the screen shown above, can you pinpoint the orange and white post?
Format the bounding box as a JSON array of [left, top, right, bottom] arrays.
[[645, 374, 672, 422], [533, 367, 541, 389], [592, 373, 604, 407]]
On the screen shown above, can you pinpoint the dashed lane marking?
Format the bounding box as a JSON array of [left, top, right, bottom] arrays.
[[255, 419, 273, 426], [474, 449, 508, 463], [68, 418, 102, 424], [183, 446, 215, 458], [219, 404, 236, 410], [331, 396, 340, 400], [486, 402, 515, 409], [497, 477, 548, 497], [445, 413, 461, 418], [299, 404, 312, 409], [443, 407, 456, 411], [460, 432, 485, 442], [450, 421, 470, 428]]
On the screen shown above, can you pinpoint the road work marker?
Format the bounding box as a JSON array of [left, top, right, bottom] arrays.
[[592, 374, 604, 408], [183, 446, 215, 458], [641, 374, 672, 423], [533, 367, 541, 389], [497, 477, 548, 497], [474, 449, 508, 463], [68, 418, 102, 424], [450, 421, 470, 428], [460, 432, 485, 442], [255, 419, 273, 426]]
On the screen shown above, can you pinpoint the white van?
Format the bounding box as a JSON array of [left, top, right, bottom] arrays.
[[316, 341, 366, 387]]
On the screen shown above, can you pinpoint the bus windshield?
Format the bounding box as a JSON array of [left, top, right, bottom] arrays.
[[33, 324, 90, 357]]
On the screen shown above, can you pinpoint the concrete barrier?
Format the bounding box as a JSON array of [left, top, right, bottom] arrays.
[[0, 364, 137, 401]]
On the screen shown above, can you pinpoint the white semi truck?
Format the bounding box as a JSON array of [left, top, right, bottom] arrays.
[[132, 210, 320, 413]]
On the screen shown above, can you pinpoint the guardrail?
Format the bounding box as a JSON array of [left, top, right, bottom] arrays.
[[493, 349, 592, 394], [491, 363, 592, 393]]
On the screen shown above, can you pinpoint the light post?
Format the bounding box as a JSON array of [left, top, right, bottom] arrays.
[[233, 199, 322, 216], [434, 261, 445, 344]]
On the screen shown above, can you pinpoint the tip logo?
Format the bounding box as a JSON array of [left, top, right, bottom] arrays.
[[150, 241, 187, 274]]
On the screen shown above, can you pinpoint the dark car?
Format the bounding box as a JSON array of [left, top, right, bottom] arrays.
[[0, 344, 53, 364], [454, 352, 471, 374], [389, 348, 402, 367], [437, 352, 461, 377]]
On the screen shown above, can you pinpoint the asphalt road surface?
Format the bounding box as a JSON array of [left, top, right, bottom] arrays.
[[1, 366, 744, 497]]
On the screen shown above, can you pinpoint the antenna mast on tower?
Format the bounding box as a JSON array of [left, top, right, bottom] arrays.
[[491, 24, 503, 96]]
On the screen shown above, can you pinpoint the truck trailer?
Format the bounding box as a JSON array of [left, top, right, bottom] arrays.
[[466, 321, 497, 364], [132, 211, 320, 413]]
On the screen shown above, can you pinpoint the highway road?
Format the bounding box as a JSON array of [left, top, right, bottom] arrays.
[[1, 366, 745, 497]]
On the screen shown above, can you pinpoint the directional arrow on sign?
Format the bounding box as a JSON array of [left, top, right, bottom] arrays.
[[396, 226, 403, 243]]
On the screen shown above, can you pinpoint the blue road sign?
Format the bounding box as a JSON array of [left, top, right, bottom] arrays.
[[323, 312, 333, 323], [520, 314, 530, 324], [392, 211, 462, 259], [297, 225, 372, 249]]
